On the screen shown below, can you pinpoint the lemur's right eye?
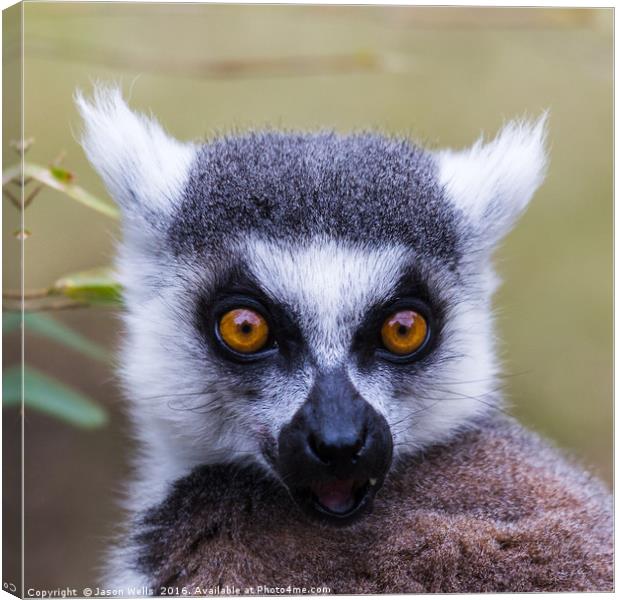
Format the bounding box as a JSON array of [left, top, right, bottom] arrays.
[[217, 308, 269, 354]]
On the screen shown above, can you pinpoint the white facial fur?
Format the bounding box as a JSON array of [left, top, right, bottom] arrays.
[[246, 238, 407, 370], [76, 87, 548, 516]]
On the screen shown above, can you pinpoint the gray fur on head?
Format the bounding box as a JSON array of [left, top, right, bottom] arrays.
[[76, 85, 548, 523]]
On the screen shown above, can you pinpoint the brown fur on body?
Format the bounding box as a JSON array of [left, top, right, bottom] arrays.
[[133, 417, 612, 593]]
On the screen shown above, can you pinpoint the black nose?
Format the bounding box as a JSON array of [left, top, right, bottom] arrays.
[[277, 369, 393, 524], [298, 372, 374, 477], [308, 427, 366, 466]]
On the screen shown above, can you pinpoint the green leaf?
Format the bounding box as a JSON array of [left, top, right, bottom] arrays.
[[23, 313, 110, 362], [4, 313, 109, 362], [3, 162, 119, 219], [52, 267, 123, 306], [3, 365, 108, 428]]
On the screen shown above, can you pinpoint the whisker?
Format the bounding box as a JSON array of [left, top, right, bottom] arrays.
[[134, 389, 215, 402]]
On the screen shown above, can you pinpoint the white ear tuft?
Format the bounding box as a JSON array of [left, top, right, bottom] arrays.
[[75, 85, 196, 217], [436, 113, 549, 248]]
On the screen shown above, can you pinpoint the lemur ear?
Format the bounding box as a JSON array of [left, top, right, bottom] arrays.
[[436, 114, 548, 251], [75, 86, 196, 222]]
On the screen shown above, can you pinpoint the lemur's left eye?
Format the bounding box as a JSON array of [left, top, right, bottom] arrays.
[[381, 309, 428, 356], [218, 308, 269, 354]]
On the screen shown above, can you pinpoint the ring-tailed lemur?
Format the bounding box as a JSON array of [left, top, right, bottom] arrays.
[[76, 87, 612, 593]]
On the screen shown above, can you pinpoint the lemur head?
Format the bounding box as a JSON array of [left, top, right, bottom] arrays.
[[77, 87, 547, 525]]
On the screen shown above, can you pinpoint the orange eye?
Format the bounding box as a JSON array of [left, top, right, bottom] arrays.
[[218, 308, 270, 354], [381, 309, 428, 356]]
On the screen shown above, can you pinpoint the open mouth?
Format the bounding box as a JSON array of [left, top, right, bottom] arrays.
[[311, 478, 369, 515], [291, 477, 377, 522]]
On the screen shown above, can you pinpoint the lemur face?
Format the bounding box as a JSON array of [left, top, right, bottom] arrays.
[[77, 88, 547, 523]]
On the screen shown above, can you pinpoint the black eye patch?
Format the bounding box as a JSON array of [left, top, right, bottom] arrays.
[[194, 263, 305, 365], [350, 265, 444, 367]]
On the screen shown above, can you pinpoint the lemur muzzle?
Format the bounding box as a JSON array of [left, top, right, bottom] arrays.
[[277, 370, 393, 525]]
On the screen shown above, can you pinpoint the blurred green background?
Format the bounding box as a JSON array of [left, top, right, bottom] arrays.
[[3, 4, 612, 591]]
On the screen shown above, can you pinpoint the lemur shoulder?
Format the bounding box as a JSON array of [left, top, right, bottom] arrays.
[[76, 87, 612, 594]]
